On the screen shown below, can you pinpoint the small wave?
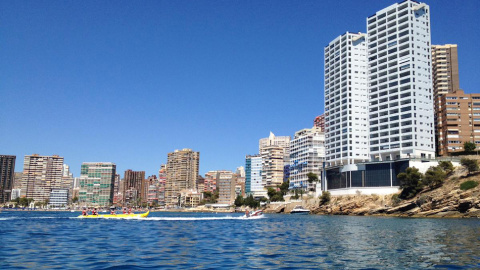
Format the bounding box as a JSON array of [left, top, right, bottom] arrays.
[[140, 215, 265, 221]]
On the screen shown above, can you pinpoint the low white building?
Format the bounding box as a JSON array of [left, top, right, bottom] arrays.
[[10, 189, 21, 201], [49, 189, 69, 208]]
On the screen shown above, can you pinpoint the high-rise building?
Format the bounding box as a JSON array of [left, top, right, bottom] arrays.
[[289, 126, 325, 191], [438, 90, 480, 155], [145, 175, 158, 206], [123, 169, 145, 205], [245, 155, 264, 198], [0, 155, 16, 203], [432, 44, 460, 155], [21, 154, 64, 203], [314, 114, 325, 131], [217, 172, 236, 205], [323, 1, 435, 195], [259, 132, 290, 157], [78, 162, 116, 207], [258, 132, 290, 188], [13, 172, 23, 189], [367, 1, 435, 160], [261, 145, 286, 188], [61, 164, 74, 197], [324, 32, 370, 167], [158, 165, 166, 206], [113, 174, 121, 204], [165, 149, 199, 208], [432, 44, 460, 96]]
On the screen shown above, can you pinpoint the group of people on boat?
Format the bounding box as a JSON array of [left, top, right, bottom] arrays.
[[81, 206, 134, 216], [82, 208, 98, 216]]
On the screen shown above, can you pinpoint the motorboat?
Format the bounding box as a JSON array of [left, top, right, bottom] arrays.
[[244, 210, 263, 218], [290, 206, 310, 214]]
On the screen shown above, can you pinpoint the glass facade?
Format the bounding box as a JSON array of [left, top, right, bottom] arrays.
[[326, 160, 409, 189]]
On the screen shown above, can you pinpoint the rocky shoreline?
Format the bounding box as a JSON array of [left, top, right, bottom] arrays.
[[265, 168, 480, 218]]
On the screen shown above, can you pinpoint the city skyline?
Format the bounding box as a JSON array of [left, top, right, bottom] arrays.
[[1, 0, 479, 177]]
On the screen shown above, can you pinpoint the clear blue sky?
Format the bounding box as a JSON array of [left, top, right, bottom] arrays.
[[1, 0, 479, 178]]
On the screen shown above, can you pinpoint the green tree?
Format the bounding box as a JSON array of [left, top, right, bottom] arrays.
[[319, 191, 331, 206], [234, 195, 244, 207], [244, 194, 259, 208], [460, 158, 479, 175], [72, 196, 79, 203], [423, 166, 446, 189], [307, 173, 319, 183], [397, 167, 424, 199], [279, 181, 289, 196], [464, 141, 476, 153], [267, 187, 277, 199], [438, 161, 454, 175]]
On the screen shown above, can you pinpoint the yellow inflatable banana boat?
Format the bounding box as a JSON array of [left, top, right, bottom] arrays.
[[78, 211, 149, 218]]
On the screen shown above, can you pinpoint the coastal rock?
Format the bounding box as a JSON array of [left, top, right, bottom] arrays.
[[458, 199, 473, 213], [386, 202, 417, 214], [465, 208, 480, 217]]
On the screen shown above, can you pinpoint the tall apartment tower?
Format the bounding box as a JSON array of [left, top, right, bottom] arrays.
[[432, 44, 460, 155], [245, 155, 264, 198], [324, 32, 370, 167], [217, 171, 236, 204], [260, 145, 286, 188], [0, 155, 16, 203], [289, 127, 325, 191], [123, 169, 145, 205], [259, 132, 290, 158], [367, 1, 435, 160], [21, 154, 64, 202], [79, 162, 116, 206], [432, 44, 460, 95], [438, 90, 480, 155], [165, 149, 199, 207]]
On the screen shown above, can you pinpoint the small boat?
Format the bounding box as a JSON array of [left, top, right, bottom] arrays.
[[290, 206, 310, 214], [78, 211, 149, 219], [245, 210, 263, 218]]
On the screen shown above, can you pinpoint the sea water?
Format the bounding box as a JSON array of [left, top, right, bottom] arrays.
[[0, 211, 479, 269]]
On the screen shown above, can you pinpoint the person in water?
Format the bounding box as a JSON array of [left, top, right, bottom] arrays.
[[122, 208, 127, 214], [82, 208, 88, 216], [128, 208, 132, 214], [92, 208, 98, 216], [110, 207, 116, 215]]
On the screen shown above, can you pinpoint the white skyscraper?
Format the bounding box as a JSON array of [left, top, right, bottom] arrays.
[[367, 1, 435, 160], [324, 32, 370, 167], [323, 1, 436, 195]]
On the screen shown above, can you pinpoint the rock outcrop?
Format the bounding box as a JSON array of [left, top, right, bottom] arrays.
[[308, 168, 480, 218]]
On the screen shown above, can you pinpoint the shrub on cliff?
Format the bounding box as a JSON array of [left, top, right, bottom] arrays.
[[391, 194, 402, 206], [460, 158, 479, 175], [460, 180, 479, 191], [438, 161, 454, 175], [319, 191, 331, 206], [423, 166, 447, 189], [397, 167, 424, 199]]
